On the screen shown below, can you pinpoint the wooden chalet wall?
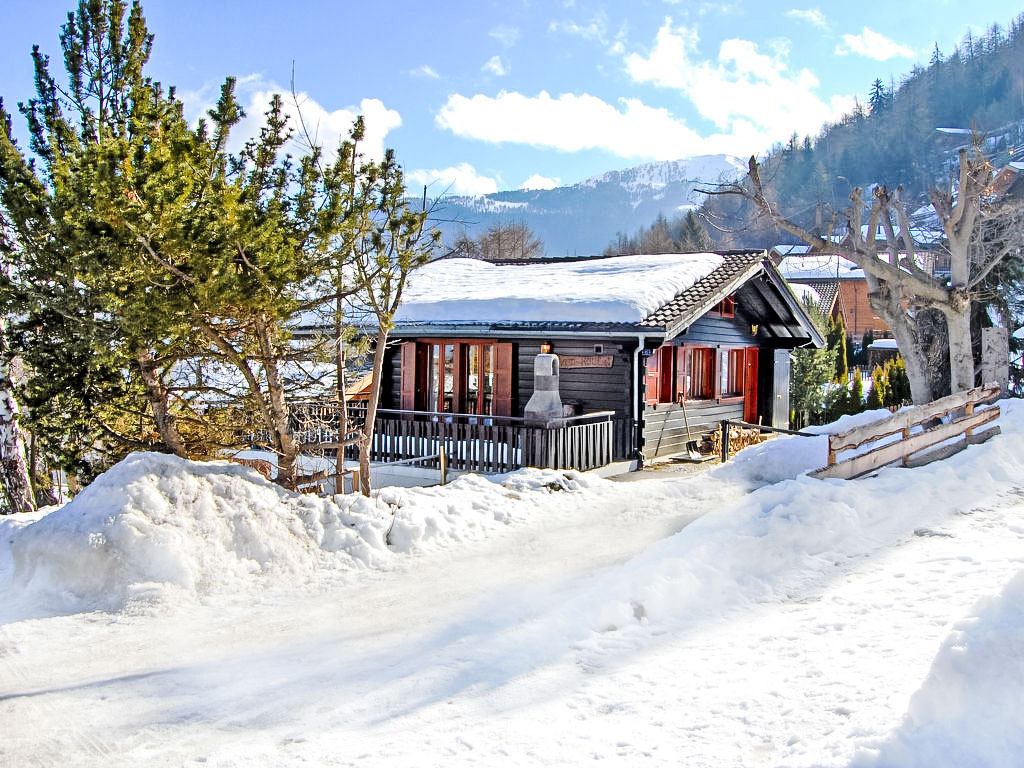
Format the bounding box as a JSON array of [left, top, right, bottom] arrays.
[[517, 338, 636, 460], [383, 312, 792, 465], [641, 310, 770, 460], [383, 335, 638, 460]]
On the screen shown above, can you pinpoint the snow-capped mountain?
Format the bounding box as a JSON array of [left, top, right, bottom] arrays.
[[428, 155, 746, 258]]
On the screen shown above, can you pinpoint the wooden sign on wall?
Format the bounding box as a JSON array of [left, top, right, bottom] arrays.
[[558, 354, 614, 369]]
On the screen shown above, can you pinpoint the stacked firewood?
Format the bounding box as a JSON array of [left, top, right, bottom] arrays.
[[701, 425, 773, 457]]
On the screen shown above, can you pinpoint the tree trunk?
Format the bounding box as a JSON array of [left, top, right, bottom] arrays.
[[335, 294, 348, 491], [253, 315, 300, 490], [865, 278, 934, 405], [0, 321, 36, 514], [358, 328, 389, 497], [135, 347, 189, 458], [945, 307, 976, 394]]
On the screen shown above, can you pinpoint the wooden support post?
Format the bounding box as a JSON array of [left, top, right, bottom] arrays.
[[720, 420, 729, 463], [439, 446, 447, 486]]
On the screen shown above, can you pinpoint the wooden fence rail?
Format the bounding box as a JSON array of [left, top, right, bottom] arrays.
[[811, 385, 1002, 480]]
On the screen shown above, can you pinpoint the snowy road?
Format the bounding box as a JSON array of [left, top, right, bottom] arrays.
[[2, 409, 1024, 767]]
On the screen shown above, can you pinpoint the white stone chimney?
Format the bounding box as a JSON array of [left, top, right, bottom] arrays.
[[524, 354, 564, 423]]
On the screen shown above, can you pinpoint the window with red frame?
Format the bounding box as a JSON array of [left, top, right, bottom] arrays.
[[712, 295, 736, 317]]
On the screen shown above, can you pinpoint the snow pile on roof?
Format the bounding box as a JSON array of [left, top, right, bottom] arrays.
[[772, 243, 812, 256], [869, 338, 899, 350], [394, 254, 725, 324], [788, 282, 822, 305], [777, 254, 865, 280]]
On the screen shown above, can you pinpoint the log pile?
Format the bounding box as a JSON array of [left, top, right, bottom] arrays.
[[701, 425, 773, 457]]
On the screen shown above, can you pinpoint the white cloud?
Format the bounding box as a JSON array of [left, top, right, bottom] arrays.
[[178, 76, 401, 161], [410, 64, 440, 79], [786, 9, 827, 28], [489, 24, 520, 48], [625, 19, 852, 148], [406, 163, 500, 197], [520, 174, 561, 191], [835, 27, 915, 60], [482, 56, 507, 76], [437, 90, 720, 158], [548, 12, 608, 43]]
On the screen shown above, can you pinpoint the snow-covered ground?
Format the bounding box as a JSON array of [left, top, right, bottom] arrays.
[[2, 403, 1023, 767]]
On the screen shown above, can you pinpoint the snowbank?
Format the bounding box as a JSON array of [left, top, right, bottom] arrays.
[[572, 402, 1024, 641], [709, 406, 896, 487], [4, 453, 601, 613], [9, 454, 395, 611], [856, 570, 1024, 768]]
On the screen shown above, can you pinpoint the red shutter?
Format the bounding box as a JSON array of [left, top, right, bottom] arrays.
[[676, 346, 691, 401], [743, 347, 759, 423], [400, 342, 417, 411], [493, 343, 514, 416], [644, 352, 660, 405], [659, 347, 674, 403]]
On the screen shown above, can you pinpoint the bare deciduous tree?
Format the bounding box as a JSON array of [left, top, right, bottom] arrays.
[[711, 143, 1024, 403], [451, 221, 543, 262]]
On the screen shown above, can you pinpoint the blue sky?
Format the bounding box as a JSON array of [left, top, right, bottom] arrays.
[[2, 1, 1020, 195]]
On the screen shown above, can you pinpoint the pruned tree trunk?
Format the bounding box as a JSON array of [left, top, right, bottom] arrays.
[[358, 329, 389, 497], [945, 305, 976, 393], [865, 276, 934, 404], [0, 320, 36, 514]]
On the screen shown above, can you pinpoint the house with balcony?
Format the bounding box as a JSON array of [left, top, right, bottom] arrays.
[[350, 250, 822, 476]]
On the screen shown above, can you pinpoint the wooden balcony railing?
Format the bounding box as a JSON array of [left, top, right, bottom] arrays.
[[278, 402, 624, 474], [367, 408, 617, 474]]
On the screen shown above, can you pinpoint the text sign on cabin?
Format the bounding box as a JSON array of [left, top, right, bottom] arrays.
[[558, 354, 614, 369]]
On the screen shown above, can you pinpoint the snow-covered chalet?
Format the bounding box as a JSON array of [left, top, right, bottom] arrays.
[[356, 250, 823, 475]]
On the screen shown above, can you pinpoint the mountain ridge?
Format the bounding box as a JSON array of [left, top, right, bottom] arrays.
[[428, 154, 746, 257]]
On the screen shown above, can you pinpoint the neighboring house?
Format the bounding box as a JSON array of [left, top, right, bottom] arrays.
[[867, 338, 901, 369], [773, 250, 890, 340], [991, 161, 1024, 200], [363, 250, 822, 472]]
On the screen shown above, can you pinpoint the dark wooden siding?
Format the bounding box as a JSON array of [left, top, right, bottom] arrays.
[[517, 338, 637, 461], [515, 339, 633, 416], [674, 310, 757, 347], [641, 400, 743, 459], [382, 344, 401, 410]]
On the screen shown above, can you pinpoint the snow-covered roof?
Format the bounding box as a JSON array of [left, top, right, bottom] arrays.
[[859, 223, 943, 247], [771, 244, 812, 256], [869, 338, 899, 350], [394, 254, 726, 325], [788, 283, 822, 306], [776, 254, 865, 280]]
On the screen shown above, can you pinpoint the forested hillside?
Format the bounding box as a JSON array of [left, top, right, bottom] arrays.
[[700, 14, 1024, 248]]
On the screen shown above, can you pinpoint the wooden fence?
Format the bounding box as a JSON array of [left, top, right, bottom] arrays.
[[811, 385, 1002, 480]]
